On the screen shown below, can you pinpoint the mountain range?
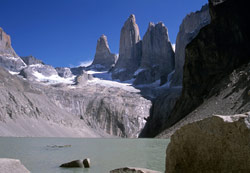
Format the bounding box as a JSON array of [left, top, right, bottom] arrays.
[[0, 0, 249, 139]]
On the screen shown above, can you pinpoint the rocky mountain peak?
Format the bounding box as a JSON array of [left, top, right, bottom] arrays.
[[112, 14, 142, 81], [133, 21, 174, 85], [128, 14, 136, 23], [171, 4, 211, 86], [122, 14, 140, 44], [0, 27, 14, 53], [90, 34, 117, 70], [0, 27, 26, 72], [96, 34, 110, 54], [21, 55, 44, 66]]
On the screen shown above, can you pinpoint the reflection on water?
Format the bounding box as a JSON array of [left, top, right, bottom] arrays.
[[0, 137, 169, 173]]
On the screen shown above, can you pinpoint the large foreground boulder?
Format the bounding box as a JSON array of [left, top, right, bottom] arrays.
[[0, 158, 30, 173], [165, 113, 250, 173], [110, 167, 161, 173]]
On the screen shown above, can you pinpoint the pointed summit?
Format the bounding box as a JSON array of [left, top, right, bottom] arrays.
[[112, 14, 142, 81], [0, 27, 26, 72], [90, 34, 117, 70], [0, 27, 16, 55], [133, 21, 175, 85]]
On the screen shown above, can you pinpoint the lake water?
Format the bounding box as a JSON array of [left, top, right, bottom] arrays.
[[0, 137, 169, 173]]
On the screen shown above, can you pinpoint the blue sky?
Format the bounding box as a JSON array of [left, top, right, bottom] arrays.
[[0, 0, 207, 67]]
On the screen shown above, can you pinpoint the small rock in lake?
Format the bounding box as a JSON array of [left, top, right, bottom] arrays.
[[83, 158, 90, 168], [60, 158, 90, 168]]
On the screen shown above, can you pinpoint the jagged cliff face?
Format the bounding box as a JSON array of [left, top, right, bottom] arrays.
[[0, 64, 151, 137], [133, 22, 175, 85], [112, 14, 142, 81], [140, 0, 250, 137], [146, 0, 250, 138], [90, 35, 118, 70], [0, 28, 26, 72], [44, 85, 151, 137], [139, 6, 210, 137], [171, 5, 211, 86], [21, 55, 44, 66], [0, 67, 103, 137]]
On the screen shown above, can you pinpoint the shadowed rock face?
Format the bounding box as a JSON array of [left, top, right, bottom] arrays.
[[134, 22, 175, 85], [21, 56, 44, 66], [56, 67, 73, 78], [140, 0, 250, 138], [112, 14, 142, 81], [139, 88, 182, 137], [91, 35, 118, 70], [166, 113, 250, 172], [171, 4, 211, 86], [162, 0, 250, 133], [0, 28, 26, 72]]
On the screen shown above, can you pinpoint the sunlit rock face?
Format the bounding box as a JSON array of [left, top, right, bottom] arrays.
[[171, 4, 211, 86], [0, 27, 26, 72], [90, 34, 118, 71], [133, 22, 175, 85], [112, 14, 142, 81]]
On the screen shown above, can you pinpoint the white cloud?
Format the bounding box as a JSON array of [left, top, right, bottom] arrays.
[[172, 44, 176, 52], [79, 60, 93, 67]]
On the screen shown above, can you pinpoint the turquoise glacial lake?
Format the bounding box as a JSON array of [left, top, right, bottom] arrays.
[[0, 137, 170, 173]]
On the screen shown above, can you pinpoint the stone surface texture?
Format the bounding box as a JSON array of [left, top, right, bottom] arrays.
[[134, 22, 175, 85], [19, 64, 58, 81], [112, 14, 142, 81], [144, 0, 250, 138], [91, 34, 118, 70], [21, 56, 44, 66], [171, 4, 211, 86], [0, 28, 26, 72], [0, 158, 30, 173], [165, 113, 250, 173], [56, 67, 73, 78]]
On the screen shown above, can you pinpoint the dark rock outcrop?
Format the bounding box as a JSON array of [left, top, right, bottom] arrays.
[[157, 62, 250, 138], [142, 0, 250, 137], [112, 14, 142, 81], [139, 6, 209, 137], [21, 55, 44, 66], [139, 88, 181, 137], [83, 158, 91, 168], [0, 158, 30, 173], [133, 22, 175, 85], [90, 35, 118, 71], [166, 113, 250, 172], [110, 167, 161, 173], [0, 27, 26, 72], [60, 158, 90, 168], [171, 4, 211, 86], [168, 0, 250, 129]]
